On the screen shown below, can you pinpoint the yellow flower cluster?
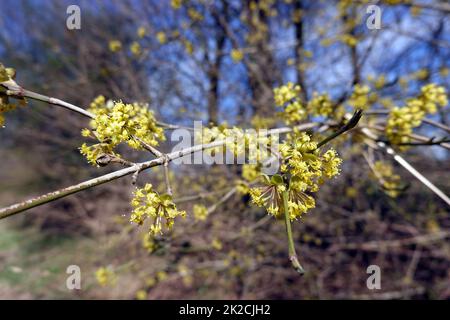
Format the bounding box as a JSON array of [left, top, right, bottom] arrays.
[[339, 34, 358, 47], [348, 84, 370, 110], [177, 264, 193, 286], [307, 92, 333, 117], [0, 64, 10, 82], [95, 267, 116, 287], [249, 133, 342, 220], [273, 82, 306, 124], [80, 96, 165, 166], [386, 84, 447, 146], [372, 161, 402, 198], [170, 0, 182, 9], [130, 41, 142, 56], [211, 238, 223, 250], [135, 290, 147, 300], [142, 233, 157, 253], [183, 39, 194, 55], [130, 183, 186, 236], [385, 102, 424, 146], [109, 40, 122, 52], [280, 133, 342, 186], [156, 31, 167, 44], [236, 164, 262, 195], [193, 204, 209, 221], [198, 124, 272, 162], [231, 49, 244, 62], [419, 83, 448, 113], [242, 164, 261, 182], [137, 26, 146, 38], [411, 69, 428, 81], [241, 0, 273, 44], [79, 142, 118, 166], [0, 63, 21, 126], [273, 82, 301, 106], [273, 83, 339, 121], [188, 8, 203, 21]]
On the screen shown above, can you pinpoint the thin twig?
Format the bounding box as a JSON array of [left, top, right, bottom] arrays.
[[134, 135, 163, 157], [207, 188, 237, 214], [359, 124, 450, 207], [422, 118, 450, 134], [3, 82, 95, 119], [0, 123, 316, 219], [378, 141, 450, 207], [163, 158, 172, 196], [317, 109, 363, 148]]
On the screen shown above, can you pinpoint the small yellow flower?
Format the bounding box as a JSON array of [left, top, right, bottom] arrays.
[[250, 133, 342, 220], [274, 82, 301, 106], [81, 128, 91, 137], [135, 290, 147, 300], [156, 271, 168, 281], [142, 233, 157, 253], [439, 67, 449, 77], [345, 187, 357, 198], [386, 83, 447, 147], [339, 34, 358, 47], [145, 277, 156, 287], [137, 27, 146, 38], [178, 264, 193, 286], [374, 74, 386, 90], [307, 92, 333, 116], [130, 184, 186, 236], [412, 69, 428, 81], [211, 238, 223, 250], [371, 161, 402, 197], [183, 40, 194, 55], [170, 0, 182, 9], [273, 82, 306, 124], [241, 164, 261, 182], [0, 63, 23, 127], [95, 267, 116, 287], [348, 84, 370, 110], [80, 98, 165, 166], [109, 40, 122, 52], [231, 49, 244, 62], [156, 31, 167, 44], [130, 41, 141, 56], [193, 204, 209, 221], [188, 8, 203, 21]]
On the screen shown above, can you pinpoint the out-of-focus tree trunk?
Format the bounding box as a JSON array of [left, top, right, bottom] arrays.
[[207, 9, 227, 126], [294, 0, 308, 103], [245, 0, 280, 117]]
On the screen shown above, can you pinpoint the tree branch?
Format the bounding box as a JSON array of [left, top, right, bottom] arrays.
[[0, 122, 317, 219]]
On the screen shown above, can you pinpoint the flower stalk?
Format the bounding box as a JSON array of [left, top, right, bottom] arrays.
[[282, 189, 305, 275]]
